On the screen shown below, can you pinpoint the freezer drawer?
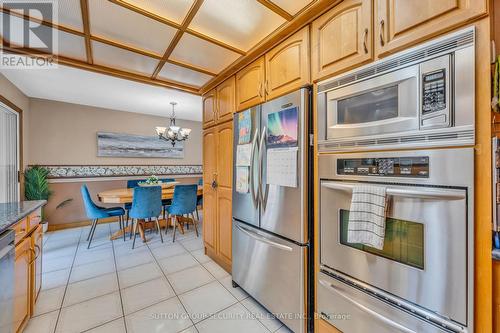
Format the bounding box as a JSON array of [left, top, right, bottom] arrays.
[[232, 221, 306, 333], [317, 271, 450, 333]]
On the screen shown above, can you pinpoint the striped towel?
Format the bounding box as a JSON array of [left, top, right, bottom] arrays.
[[347, 185, 387, 250]]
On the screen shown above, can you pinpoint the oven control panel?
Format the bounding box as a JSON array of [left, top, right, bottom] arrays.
[[337, 156, 429, 177]]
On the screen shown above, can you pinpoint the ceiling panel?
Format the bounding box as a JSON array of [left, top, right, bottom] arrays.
[[158, 62, 213, 87], [170, 33, 241, 73], [88, 0, 177, 54], [3, 0, 84, 31], [270, 0, 315, 16], [189, 0, 286, 51], [57, 31, 86, 61], [0, 13, 55, 49], [92, 41, 159, 76], [123, 0, 194, 24]]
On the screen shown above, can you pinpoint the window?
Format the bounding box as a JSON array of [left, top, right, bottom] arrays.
[[0, 103, 20, 203]]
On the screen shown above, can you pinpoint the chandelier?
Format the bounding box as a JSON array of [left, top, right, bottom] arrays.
[[155, 102, 191, 146]]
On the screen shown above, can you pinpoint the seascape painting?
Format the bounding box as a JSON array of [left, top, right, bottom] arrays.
[[267, 107, 298, 148], [97, 132, 184, 158]]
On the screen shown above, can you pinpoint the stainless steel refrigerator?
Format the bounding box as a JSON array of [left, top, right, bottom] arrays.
[[232, 88, 312, 333]]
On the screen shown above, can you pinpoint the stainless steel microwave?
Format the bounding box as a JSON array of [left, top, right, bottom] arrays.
[[316, 27, 475, 152]]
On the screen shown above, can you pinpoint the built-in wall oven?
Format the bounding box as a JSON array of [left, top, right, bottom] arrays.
[[318, 148, 474, 333], [316, 27, 476, 333], [316, 27, 474, 152]]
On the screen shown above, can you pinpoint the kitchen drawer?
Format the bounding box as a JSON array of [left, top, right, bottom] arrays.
[[232, 221, 306, 333], [28, 208, 42, 230], [13, 218, 28, 245]]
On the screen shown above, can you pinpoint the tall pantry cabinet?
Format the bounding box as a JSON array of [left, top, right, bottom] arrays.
[[202, 76, 234, 273]]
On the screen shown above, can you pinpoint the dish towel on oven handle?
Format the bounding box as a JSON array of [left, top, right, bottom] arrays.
[[347, 185, 387, 250]]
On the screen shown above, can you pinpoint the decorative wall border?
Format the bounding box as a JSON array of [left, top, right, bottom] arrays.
[[30, 165, 203, 179]]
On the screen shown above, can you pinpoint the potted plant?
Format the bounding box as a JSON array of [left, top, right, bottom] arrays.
[[24, 166, 74, 233]]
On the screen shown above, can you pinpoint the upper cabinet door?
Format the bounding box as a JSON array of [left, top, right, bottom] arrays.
[[265, 26, 310, 100], [236, 57, 266, 111], [311, 0, 373, 82], [202, 89, 217, 129], [375, 0, 487, 57], [216, 76, 236, 124]]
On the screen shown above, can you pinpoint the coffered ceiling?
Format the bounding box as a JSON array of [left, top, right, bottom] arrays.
[[0, 0, 317, 95]]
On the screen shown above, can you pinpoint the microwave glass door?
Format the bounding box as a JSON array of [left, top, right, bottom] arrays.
[[326, 66, 419, 140], [337, 86, 398, 125], [339, 209, 424, 270]]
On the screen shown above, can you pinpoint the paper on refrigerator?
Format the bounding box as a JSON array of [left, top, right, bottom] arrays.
[[266, 147, 298, 188], [236, 167, 249, 193], [236, 143, 252, 166]]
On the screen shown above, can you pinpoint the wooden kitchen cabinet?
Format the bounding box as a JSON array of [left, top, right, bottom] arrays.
[[202, 121, 233, 272], [13, 238, 30, 333], [311, 0, 373, 81], [202, 127, 217, 252], [317, 318, 342, 333], [202, 89, 216, 129], [236, 57, 266, 111], [30, 225, 43, 314], [265, 26, 310, 100], [375, 0, 487, 57], [216, 76, 236, 124]]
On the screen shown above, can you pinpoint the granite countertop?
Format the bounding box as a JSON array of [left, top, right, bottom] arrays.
[[0, 200, 47, 233], [493, 248, 500, 261]]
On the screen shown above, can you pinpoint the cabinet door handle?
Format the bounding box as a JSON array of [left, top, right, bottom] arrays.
[[363, 28, 369, 54], [258, 82, 263, 98], [379, 20, 385, 46], [264, 80, 269, 96]]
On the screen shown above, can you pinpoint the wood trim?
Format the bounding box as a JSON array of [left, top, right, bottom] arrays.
[[151, 0, 204, 78], [107, 0, 181, 29], [0, 42, 201, 94], [0, 94, 24, 200], [0, 7, 85, 37], [257, 0, 294, 21], [0, 7, 218, 78], [184, 29, 246, 55], [200, 0, 342, 94], [80, 0, 93, 64]]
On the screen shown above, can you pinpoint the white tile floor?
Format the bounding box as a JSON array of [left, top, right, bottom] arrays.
[[27, 219, 292, 333]]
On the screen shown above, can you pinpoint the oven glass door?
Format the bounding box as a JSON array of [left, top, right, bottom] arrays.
[[326, 65, 419, 140], [320, 180, 468, 325]]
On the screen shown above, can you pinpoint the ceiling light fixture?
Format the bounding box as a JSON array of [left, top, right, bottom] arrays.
[[155, 102, 191, 146]]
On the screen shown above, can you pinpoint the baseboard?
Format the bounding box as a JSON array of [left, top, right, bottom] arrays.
[[47, 217, 119, 231]]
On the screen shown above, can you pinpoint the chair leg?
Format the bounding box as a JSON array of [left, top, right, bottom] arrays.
[[172, 216, 177, 242], [88, 219, 98, 249], [126, 210, 129, 228], [132, 219, 138, 249], [86, 219, 96, 241], [121, 216, 126, 242], [191, 213, 199, 237], [155, 217, 163, 243], [195, 207, 199, 221]]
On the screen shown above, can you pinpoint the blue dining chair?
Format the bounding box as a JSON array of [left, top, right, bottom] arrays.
[[125, 179, 146, 229], [81, 185, 125, 248], [159, 178, 176, 219], [165, 184, 199, 242], [129, 186, 163, 249], [196, 178, 203, 220]]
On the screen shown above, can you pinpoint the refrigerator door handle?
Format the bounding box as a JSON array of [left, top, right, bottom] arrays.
[[236, 223, 293, 252], [258, 126, 269, 209], [250, 129, 260, 208]]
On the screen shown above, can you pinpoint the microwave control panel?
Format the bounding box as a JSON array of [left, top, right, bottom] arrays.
[[337, 156, 429, 177]]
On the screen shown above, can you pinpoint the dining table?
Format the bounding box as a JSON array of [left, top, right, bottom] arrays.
[[97, 183, 203, 242]]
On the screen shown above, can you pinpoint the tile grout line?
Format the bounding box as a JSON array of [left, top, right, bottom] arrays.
[[111, 223, 128, 333], [145, 229, 199, 332], [50, 227, 83, 333]]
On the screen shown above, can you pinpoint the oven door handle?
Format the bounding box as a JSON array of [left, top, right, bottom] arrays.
[[318, 279, 417, 333], [321, 182, 465, 200]]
